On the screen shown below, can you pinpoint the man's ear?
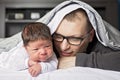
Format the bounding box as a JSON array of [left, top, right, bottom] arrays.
[[89, 29, 95, 42]]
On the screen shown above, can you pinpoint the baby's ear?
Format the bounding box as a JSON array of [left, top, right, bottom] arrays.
[[89, 29, 95, 42], [23, 45, 27, 49], [22, 45, 25, 47]]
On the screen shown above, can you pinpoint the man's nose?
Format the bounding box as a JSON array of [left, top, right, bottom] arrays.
[[61, 39, 70, 51]]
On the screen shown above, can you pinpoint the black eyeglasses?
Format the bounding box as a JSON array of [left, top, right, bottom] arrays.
[[52, 32, 90, 46]]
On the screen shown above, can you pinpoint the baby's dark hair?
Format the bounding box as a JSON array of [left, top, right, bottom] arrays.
[[22, 22, 52, 46]]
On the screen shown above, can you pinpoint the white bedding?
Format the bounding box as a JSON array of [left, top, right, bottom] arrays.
[[0, 67, 120, 80], [0, 68, 29, 80]]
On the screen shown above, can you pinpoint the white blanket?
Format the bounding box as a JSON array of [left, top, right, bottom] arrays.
[[35, 67, 120, 80], [0, 68, 28, 80], [0, 67, 120, 80]]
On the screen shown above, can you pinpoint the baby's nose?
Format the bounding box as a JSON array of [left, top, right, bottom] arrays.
[[39, 48, 46, 55]]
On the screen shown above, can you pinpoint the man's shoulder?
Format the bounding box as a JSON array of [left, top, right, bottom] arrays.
[[91, 41, 120, 54]]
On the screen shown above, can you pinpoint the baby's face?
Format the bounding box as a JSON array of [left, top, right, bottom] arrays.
[[25, 40, 53, 62]]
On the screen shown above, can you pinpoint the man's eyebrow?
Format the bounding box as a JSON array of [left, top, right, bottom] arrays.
[[55, 32, 84, 38]]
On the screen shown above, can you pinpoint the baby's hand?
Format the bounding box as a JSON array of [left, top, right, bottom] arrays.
[[28, 59, 37, 67], [28, 63, 41, 77]]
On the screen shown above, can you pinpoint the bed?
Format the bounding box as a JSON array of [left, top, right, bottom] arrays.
[[0, 67, 120, 80]]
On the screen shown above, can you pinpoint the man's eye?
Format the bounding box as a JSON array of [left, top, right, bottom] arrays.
[[53, 33, 62, 38], [70, 38, 80, 41], [55, 35, 62, 39]]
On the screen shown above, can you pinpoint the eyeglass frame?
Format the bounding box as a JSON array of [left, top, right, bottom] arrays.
[[52, 30, 92, 46]]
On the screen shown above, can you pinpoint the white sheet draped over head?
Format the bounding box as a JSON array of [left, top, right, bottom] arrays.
[[0, 0, 120, 53], [37, 0, 120, 50]]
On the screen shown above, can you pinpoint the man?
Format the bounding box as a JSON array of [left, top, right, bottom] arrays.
[[52, 8, 120, 71]]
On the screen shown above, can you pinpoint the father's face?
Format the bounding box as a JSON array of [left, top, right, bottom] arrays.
[[53, 16, 94, 57]]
